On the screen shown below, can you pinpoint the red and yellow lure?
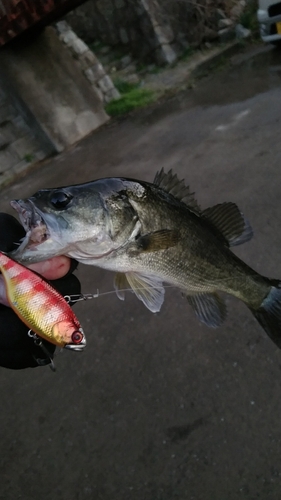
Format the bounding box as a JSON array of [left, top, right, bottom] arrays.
[[0, 252, 86, 351]]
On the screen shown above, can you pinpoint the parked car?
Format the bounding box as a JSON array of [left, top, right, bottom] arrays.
[[257, 0, 281, 44]]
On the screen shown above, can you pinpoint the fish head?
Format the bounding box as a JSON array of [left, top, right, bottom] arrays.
[[10, 179, 140, 264], [52, 320, 87, 351]]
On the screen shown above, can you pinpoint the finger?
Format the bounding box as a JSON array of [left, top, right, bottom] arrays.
[[0, 257, 79, 306], [28, 256, 71, 280], [0, 257, 72, 305]]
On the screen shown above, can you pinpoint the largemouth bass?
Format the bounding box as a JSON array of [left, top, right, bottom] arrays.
[[10, 169, 281, 348], [0, 252, 86, 350]]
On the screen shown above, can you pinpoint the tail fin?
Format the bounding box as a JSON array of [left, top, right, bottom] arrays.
[[250, 282, 281, 348]]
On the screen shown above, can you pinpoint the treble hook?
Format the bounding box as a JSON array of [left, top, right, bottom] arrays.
[[28, 329, 56, 372]]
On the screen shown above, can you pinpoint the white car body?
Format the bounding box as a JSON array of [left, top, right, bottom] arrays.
[[258, 0, 281, 42]]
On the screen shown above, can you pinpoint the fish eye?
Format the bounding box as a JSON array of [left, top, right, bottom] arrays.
[[50, 191, 73, 209], [71, 331, 84, 344]]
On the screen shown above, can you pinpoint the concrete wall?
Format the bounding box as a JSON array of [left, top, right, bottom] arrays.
[[0, 27, 109, 153], [0, 78, 52, 187]]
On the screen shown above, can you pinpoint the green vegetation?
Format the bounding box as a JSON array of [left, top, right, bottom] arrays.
[[89, 40, 105, 52], [106, 78, 156, 116], [105, 87, 155, 116], [147, 65, 163, 74], [136, 62, 148, 73], [137, 63, 164, 75], [23, 153, 34, 163], [113, 78, 138, 94], [179, 46, 195, 61], [239, 0, 259, 38]]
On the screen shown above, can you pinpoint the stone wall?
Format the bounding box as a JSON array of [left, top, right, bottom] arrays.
[[155, 0, 217, 46], [66, 0, 178, 64], [55, 21, 120, 103], [66, 0, 248, 60]]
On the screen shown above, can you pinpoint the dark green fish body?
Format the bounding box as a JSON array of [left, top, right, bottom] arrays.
[[10, 169, 281, 347]]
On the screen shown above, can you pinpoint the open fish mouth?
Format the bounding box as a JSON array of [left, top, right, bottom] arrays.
[[10, 200, 50, 248]]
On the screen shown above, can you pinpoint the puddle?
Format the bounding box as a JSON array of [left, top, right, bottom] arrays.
[[136, 45, 281, 125], [191, 45, 281, 107]]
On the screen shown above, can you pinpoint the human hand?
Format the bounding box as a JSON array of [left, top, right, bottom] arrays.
[[0, 213, 81, 369]]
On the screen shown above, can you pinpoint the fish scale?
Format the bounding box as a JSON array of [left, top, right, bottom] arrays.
[[10, 168, 281, 349], [0, 252, 86, 349]]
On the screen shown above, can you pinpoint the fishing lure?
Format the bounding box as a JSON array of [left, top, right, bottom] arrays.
[[0, 252, 86, 351]]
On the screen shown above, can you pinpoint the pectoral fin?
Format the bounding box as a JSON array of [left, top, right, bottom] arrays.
[[114, 272, 129, 300], [114, 271, 165, 312], [128, 229, 179, 256], [184, 292, 227, 328]]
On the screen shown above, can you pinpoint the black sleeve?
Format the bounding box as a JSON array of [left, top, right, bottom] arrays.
[[0, 213, 81, 369]]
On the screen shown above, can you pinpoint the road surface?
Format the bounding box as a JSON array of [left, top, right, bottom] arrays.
[[1, 45, 281, 500]]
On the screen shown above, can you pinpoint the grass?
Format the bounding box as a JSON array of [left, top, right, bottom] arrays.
[[106, 78, 156, 116], [89, 40, 106, 51], [113, 78, 138, 94], [23, 153, 34, 163], [239, 0, 259, 38], [136, 62, 148, 73], [179, 46, 195, 61], [105, 87, 155, 116], [147, 65, 163, 74], [136, 61, 165, 75]]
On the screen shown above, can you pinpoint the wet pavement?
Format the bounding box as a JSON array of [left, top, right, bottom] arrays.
[[1, 44, 281, 500]]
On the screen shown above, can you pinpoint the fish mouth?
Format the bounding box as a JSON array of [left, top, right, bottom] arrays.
[[10, 199, 50, 249]]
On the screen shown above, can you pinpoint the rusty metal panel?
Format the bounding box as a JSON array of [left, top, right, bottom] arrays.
[[0, 0, 86, 46]]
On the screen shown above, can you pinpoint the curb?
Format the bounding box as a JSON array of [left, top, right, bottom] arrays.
[[189, 41, 244, 79]]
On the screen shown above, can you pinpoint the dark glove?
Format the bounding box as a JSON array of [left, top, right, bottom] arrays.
[[0, 213, 81, 369]]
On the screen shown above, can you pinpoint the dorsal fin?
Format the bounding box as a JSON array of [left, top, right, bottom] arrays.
[[153, 168, 200, 212], [202, 202, 253, 247]]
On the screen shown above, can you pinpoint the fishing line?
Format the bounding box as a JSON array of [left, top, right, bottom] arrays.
[[65, 284, 177, 303]]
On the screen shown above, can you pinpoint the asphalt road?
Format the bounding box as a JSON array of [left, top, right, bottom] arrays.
[[1, 45, 281, 500]]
